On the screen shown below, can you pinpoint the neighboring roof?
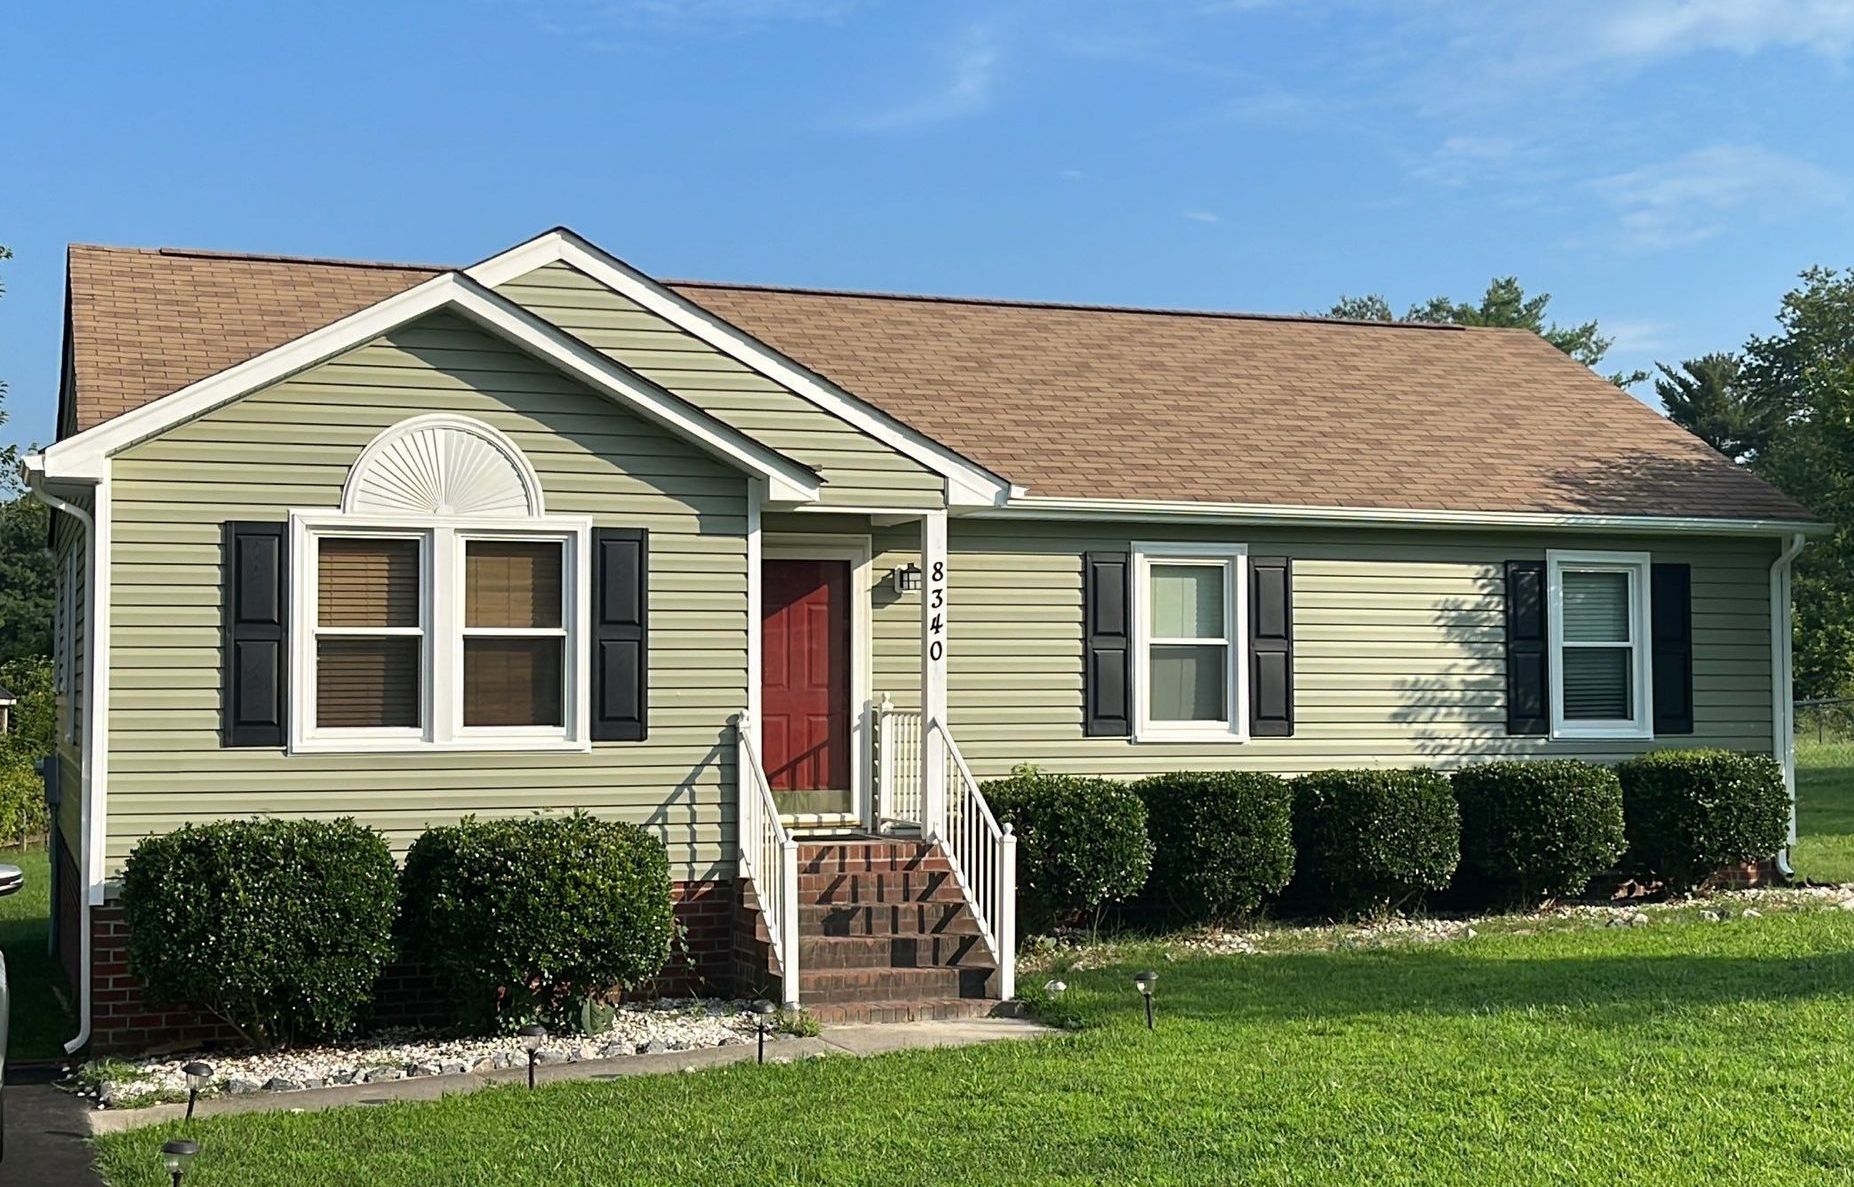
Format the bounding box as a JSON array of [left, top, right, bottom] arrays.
[[62, 242, 1814, 521], [0, 683, 14, 705]]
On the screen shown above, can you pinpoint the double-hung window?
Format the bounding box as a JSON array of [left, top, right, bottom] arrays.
[[1547, 550, 1652, 740], [294, 523, 588, 752], [1131, 542, 1248, 743]]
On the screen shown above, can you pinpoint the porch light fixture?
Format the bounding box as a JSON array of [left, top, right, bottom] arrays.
[[750, 999, 776, 1064], [1133, 970, 1157, 1031], [182, 1061, 213, 1121], [892, 563, 922, 594], [519, 1024, 548, 1089], [160, 1138, 200, 1187]]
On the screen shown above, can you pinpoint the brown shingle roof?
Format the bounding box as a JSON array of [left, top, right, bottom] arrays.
[[63, 243, 1812, 521]]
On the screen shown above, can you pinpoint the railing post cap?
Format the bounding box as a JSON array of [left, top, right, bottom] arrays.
[[1002, 822, 1015, 837]]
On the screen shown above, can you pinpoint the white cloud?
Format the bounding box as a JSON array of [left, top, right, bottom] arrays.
[[1592, 0, 1854, 62], [1599, 318, 1675, 354], [1183, 210, 1222, 223], [1591, 144, 1847, 250], [848, 25, 1000, 132]]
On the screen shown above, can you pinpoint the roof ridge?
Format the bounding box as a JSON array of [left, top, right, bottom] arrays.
[[665, 278, 1472, 331], [70, 242, 446, 273]]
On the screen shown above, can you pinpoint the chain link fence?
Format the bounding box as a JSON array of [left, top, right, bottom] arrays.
[[1797, 697, 1854, 750]]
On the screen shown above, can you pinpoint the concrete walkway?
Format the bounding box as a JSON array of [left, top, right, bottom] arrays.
[[6, 1067, 106, 1185], [87, 1015, 1054, 1135]]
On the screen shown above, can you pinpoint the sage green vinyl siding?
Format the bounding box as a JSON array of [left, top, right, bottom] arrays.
[[497, 263, 945, 511], [106, 312, 749, 880], [53, 498, 87, 864], [939, 521, 1776, 780]]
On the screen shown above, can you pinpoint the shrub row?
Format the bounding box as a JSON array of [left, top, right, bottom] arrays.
[[982, 749, 1788, 926], [121, 812, 672, 1049]]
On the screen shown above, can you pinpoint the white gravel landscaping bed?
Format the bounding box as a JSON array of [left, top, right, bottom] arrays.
[[78, 998, 794, 1109]]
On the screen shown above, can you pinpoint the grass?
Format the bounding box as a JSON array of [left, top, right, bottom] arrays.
[[1793, 739, 1854, 883], [93, 909, 1854, 1186], [0, 841, 74, 1062]]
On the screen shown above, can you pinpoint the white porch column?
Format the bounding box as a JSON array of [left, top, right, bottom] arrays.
[[921, 510, 949, 837]]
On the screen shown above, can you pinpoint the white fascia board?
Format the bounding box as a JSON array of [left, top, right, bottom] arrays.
[[467, 228, 1015, 509], [39, 271, 821, 504], [977, 496, 1828, 538]]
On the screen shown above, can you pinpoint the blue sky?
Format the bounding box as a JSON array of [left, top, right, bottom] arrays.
[[4, 0, 1853, 450]]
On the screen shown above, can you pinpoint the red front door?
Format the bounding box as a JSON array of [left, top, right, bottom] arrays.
[[761, 559, 851, 809]]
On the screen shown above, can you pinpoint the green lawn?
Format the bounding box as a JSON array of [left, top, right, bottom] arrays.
[[1792, 740, 1854, 882], [1, 841, 74, 1062], [94, 910, 1854, 1186]]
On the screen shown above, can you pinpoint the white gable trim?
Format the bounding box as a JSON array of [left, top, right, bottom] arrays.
[[41, 272, 822, 504], [467, 228, 1018, 509]]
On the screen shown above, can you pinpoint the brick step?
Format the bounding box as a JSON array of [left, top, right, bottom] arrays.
[[803, 997, 1009, 1025], [800, 902, 983, 937], [798, 966, 995, 1003], [799, 871, 964, 905], [798, 933, 995, 970], [798, 842, 947, 875]]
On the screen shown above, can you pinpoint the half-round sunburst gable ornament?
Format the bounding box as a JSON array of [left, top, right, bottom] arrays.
[[342, 414, 545, 518]]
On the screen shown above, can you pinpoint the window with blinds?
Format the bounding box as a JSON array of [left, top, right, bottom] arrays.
[[315, 537, 424, 730], [463, 540, 565, 728], [1548, 552, 1651, 738], [1561, 570, 1632, 720]]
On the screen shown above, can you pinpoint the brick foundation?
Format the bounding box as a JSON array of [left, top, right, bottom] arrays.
[[86, 877, 749, 1056]]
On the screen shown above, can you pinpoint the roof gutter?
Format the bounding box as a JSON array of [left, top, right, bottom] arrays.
[[974, 495, 1828, 537], [22, 455, 96, 1057], [1772, 531, 1809, 878]]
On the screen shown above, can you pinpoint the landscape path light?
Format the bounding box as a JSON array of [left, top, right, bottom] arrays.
[[182, 1061, 213, 1122], [1043, 979, 1067, 998], [1134, 970, 1158, 1031], [750, 999, 776, 1064], [161, 1138, 200, 1187], [519, 1024, 548, 1089]]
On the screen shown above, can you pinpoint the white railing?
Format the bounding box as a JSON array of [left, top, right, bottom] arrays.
[[922, 719, 1016, 1000], [736, 712, 799, 1006], [875, 696, 924, 828]]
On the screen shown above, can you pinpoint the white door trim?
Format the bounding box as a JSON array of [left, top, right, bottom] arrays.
[[762, 534, 874, 828]]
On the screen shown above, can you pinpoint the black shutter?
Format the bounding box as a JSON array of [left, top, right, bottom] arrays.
[[1505, 560, 1549, 736], [1083, 551, 1131, 737], [592, 528, 648, 742], [222, 521, 287, 747], [1249, 556, 1294, 737], [1651, 562, 1694, 735]]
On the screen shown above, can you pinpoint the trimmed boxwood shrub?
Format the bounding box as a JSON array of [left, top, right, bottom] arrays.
[[119, 817, 398, 1049], [1134, 771, 1294, 923], [399, 812, 674, 1026], [1290, 768, 1459, 917], [1616, 749, 1789, 889], [981, 765, 1152, 932], [1452, 760, 1626, 904]]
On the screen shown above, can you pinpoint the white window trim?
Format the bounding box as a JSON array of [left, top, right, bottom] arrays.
[[1547, 549, 1654, 741], [288, 512, 593, 754], [1130, 541, 1249, 744]]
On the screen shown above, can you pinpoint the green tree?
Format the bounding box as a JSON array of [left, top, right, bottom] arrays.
[[1741, 267, 1854, 699], [1326, 276, 1646, 387], [1654, 353, 1782, 464], [0, 243, 55, 664]]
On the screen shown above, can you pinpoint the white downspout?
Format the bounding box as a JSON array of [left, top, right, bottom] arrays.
[[1772, 531, 1807, 877], [23, 459, 96, 1055]]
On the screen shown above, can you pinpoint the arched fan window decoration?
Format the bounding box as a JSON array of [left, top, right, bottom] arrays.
[[341, 414, 545, 519]]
